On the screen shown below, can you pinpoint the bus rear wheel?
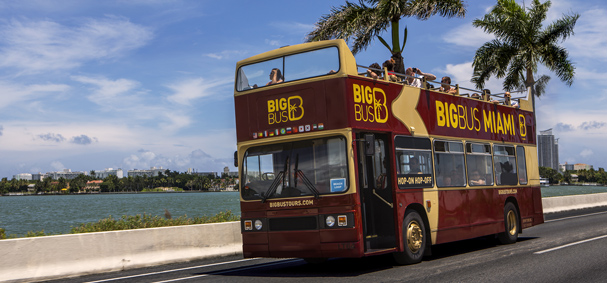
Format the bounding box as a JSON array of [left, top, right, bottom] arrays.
[[497, 202, 519, 244], [393, 210, 426, 265]]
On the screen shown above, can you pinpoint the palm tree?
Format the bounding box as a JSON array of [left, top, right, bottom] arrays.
[[471, 0, 579, 97], [306, 0, 467, 73]]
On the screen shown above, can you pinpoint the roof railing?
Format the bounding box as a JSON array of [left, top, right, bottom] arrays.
[[356, 64, 528, 107]]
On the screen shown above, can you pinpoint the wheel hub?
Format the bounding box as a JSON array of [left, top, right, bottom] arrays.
[[407, 220, 423, 253], [507, 210, 517, 235]]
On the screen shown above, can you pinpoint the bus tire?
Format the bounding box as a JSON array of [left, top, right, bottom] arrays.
[[393, 210, 426, 265], [498, 202, 519, 244]]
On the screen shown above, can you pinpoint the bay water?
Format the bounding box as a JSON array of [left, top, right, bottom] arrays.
[[1, 186, 606, 237], [0, 192, 240, 237]]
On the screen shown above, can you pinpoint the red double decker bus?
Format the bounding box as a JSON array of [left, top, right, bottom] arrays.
[[234, 39, 543, 264]]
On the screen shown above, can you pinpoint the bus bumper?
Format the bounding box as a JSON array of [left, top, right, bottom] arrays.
[[242, 228, 362, 258]]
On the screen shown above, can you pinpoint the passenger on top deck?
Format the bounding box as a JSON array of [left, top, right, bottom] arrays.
[[505, 92, 519, 108], [405, 67, 436, 88], [366, 62, 382, 79], [382, 60, 399, 82], [439, 76, 458, 94], [266, 68, 284, 85]]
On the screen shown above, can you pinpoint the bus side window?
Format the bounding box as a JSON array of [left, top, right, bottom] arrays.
[[466, 143, 494, 186], [494, 145, 517, 185], [517, 146, 528, 185], [434, 140, 466, 187]]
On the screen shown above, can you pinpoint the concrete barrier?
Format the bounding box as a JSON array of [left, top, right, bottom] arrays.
[[542, 192, 607, 213], [2, 193, 607, 282], [0, 221, 242, 283]]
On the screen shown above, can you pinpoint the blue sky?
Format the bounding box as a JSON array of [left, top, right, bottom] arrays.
[[0, 0, 605, 179]]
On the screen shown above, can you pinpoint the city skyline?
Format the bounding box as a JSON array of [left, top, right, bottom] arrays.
[[1, 0, 606, 179]]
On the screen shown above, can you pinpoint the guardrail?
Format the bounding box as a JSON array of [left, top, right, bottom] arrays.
[[0, 221, 242, 283], [2, 194, 607, 283]]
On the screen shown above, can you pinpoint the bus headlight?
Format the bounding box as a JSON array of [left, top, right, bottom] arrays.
[[326, 216, 336, 227], [254, 219, 263, 230]]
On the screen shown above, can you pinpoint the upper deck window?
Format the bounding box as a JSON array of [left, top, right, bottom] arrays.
[[236, 46, 339, 91]]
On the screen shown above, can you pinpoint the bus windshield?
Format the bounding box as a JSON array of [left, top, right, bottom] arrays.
[[236, 46, 339, 91], [241, 136, 348, 200]]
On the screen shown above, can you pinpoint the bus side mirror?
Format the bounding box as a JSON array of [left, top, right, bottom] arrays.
[[364, 134, 375, 156], [234, 151, 238, 167]]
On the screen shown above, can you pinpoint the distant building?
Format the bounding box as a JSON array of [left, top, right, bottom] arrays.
[[560, 163, 575, 172], [573, 163, 593, 171], [94, 168, 124, 179], [128, 167, 167, 178], [13, 173, 32, 181], [538, 129, 559, 171], [46, 169, 87, 180], [223, 166, 238, 178], [31, 173, 45, 181], [186, 168, 218, 178], [84, 180, 103, 192]]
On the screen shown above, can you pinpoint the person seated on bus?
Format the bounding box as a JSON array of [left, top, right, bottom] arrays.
[[439, 76, 458, 94], [504, 92, 520, 108], [471, 93, 481, 99], [438, 176, 452, 186], [405, 67, 436, 88], [500, 161, 518, 185], [469, 170, 486, 186], [382, 60, 399, 82], [266, 68, 284, 85], [366, 62, 382, 79], [408, 158, 422, 174], [449, 169, 465, 186]]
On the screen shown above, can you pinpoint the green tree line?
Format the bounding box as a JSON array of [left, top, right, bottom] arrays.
[[540, 167, 607, 185], [0, 170, 238, 195]]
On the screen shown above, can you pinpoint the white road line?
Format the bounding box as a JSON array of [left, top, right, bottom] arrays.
[[84, 258, 259, 283], [545, 211, 607, 223], [152, 259, 301, 283], [534, 235, 607, 254]]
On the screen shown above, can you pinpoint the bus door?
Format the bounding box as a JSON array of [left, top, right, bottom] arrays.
[[357, 133, 396, 252]]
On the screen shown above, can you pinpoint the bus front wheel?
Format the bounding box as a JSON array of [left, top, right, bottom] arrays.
[[393, 210, 426, 265], [497, 202, 519, 244]]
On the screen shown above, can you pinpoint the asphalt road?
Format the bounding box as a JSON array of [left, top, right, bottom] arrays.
[[48, 206, 607, 283]]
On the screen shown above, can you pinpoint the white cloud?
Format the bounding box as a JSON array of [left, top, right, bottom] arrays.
[[50, 161, 65, 171], [580, 149, 593, 158], [265, 39, 281, 47], [442, 24, 494, 48], [72, 75, 141, 107], [0, 81, 69, 110], [166, 77, 230, 105], [564, 8, 607, 62], [205, 50, 248, 60], [0, 16, 153, 72]]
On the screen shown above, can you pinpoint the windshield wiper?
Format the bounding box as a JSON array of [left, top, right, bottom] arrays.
[[292, 154, 320, 199], [294, 171, 320, 199], [261, 156, 289, 203]]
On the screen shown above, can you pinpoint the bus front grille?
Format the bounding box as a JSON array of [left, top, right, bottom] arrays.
[[269, 216, 318, 231]]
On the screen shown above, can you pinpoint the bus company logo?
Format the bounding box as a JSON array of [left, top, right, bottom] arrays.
[[267, 95, 304, 125], [269, 199, 314, 208], [352, 83, 388, 124], [435, 100, 527, 138]]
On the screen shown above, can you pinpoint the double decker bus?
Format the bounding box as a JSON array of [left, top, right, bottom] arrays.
[[233, 39, 543, 264]]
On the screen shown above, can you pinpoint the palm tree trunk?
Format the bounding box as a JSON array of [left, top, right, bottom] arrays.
[[390, 18, 405, 74]]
